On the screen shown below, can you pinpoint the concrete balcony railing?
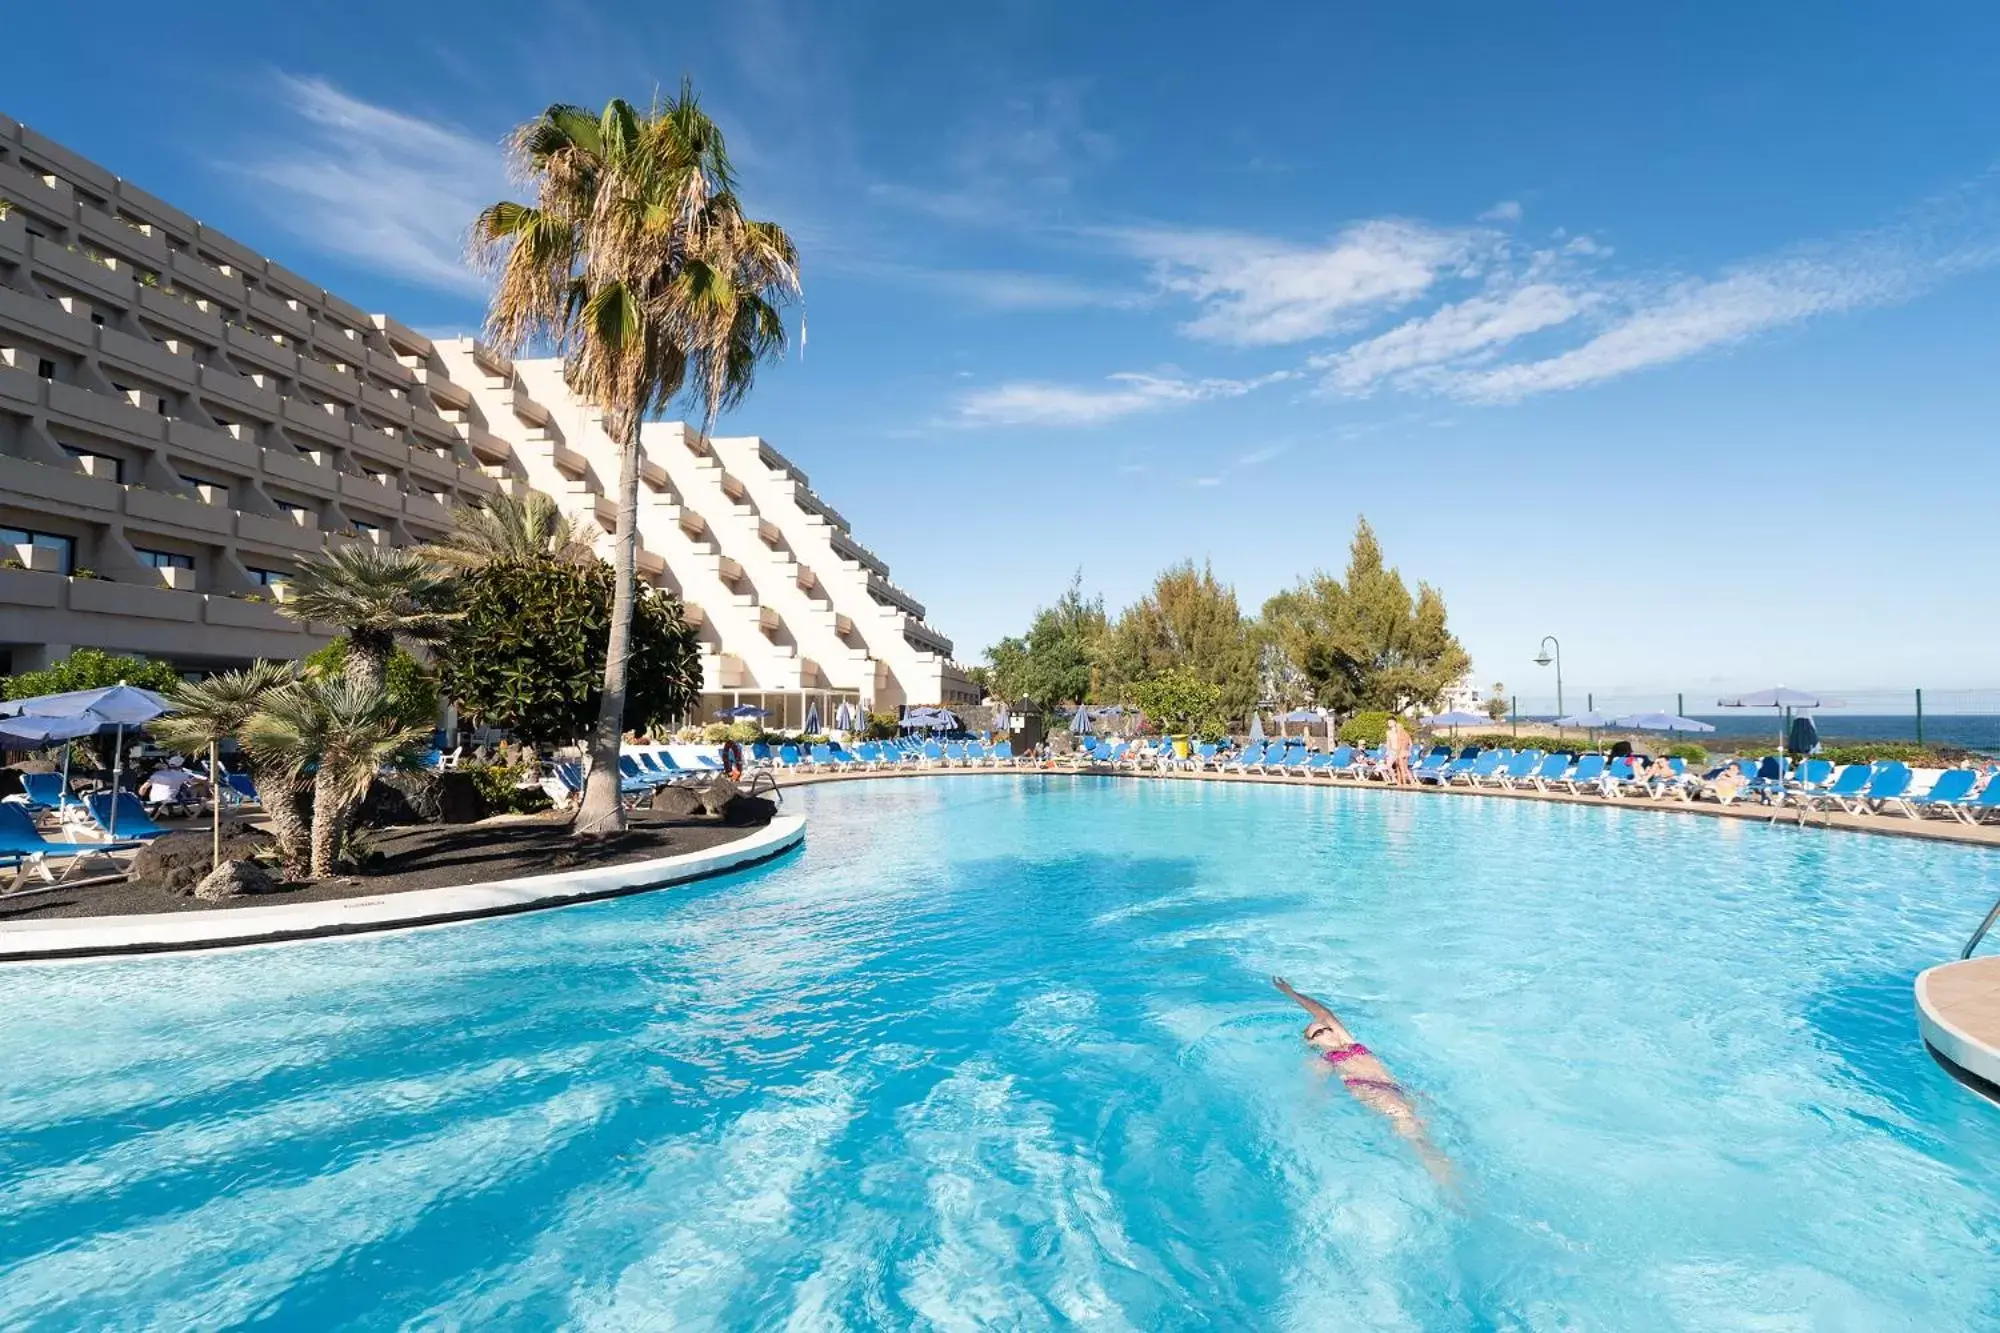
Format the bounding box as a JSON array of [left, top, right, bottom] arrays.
[[236, 509, 321, 552], [0, 452, 119, 511], [124, 485, 228, 535], [68, 575, 202, 623]]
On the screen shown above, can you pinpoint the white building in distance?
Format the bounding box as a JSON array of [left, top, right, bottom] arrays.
[[0, 112, 972, 725]]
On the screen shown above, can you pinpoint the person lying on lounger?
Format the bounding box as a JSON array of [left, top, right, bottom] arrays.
[[1273, 976, 1455, 1188]]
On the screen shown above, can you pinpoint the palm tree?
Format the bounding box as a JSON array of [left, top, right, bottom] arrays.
[[473, 86, 800, 836], [280, 545, 457, 694], [421, 491, 591, 572], [153, 662, 305, 874], [244, 676, 430, 878]]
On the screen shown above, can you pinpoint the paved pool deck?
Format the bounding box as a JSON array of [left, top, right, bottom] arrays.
[[1917, 957, 2000, 1104]]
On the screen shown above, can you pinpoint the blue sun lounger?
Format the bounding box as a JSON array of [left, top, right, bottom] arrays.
[[82, 792, 171, 842], [1894, 768, 1977, 820], [1554, 753, 1605, 793], [20, 772, 70, 813], [0, 804, 141, 886]]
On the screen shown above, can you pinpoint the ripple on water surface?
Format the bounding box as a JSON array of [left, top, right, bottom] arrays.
[[1, 776, 1998, 1330]]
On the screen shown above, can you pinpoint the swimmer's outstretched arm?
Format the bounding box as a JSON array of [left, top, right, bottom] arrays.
[[1272, 976, 1352, 1040]]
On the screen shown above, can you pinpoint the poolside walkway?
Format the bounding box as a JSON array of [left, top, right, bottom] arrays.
[[768, 761, 2000, 850], [1917, 956, 2000, 1103]]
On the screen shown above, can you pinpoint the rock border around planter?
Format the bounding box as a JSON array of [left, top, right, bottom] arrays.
[[0, 814, 805, 965]]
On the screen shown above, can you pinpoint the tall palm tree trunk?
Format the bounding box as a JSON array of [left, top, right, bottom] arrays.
[[575, 411, 641, 835], [308, 771, 345, 879], [263, 770, 313, 874]]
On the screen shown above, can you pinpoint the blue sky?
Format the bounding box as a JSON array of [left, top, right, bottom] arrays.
[[14, 1, 2000, 703]]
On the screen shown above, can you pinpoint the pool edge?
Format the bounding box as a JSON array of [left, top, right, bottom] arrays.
[[0, 814, 806, 964]]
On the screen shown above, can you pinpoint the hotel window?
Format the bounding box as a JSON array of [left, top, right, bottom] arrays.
[[353, 520, 381, 538], [248, 567, 289, 587], [137, 549, 195, 570], [37, 358, 54, 379], [274, 499, 308, 515], [0, 527, 74, 574]]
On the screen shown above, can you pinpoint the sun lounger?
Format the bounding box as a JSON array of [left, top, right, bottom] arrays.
[[1554, 753, 1605, 793], [82, 792, 171, 841], [1890, 767, 1973, 820], [1491, 750, 1542, 788], [20, 772, 70, 813], [0, 804, 140, 888], [1957, 776, 2000, 824], [1856, 763, 1913, 815]]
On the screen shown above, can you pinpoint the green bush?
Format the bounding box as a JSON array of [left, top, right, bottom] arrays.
[[1818, 741, 1954, 767], [1664, 742, 1709, 764], [727, 720, 760, 743], [5, 647, 181, 700], [702, 722, 732, 743], [460, 760, 550, 815], [1337, 710, 1392, 746], [864, 711, 900, 740]]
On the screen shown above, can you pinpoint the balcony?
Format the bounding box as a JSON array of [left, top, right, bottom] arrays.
[[46, 379, 167, 448], [69, 576, 202, 623], [0, 285, 92, 353], [29, 236, 134, 307], [465, 427, 511, 464], [167, 249, 246, 306], [406, 446, 459, 487], [198, 364, 281, 419], [296, 355, 359, 402], [404, 491, 453, 528], [167, 417, 259, 472], [359, 382, 412, 423], [0, 566, 64, 611], [262, 446, 340, 495], [136, 285, 224, 342], [236, 510, 322, 553], [96, 324, 193, 383], [246, 288, 312, 340], [0, 451, 119, 511], [203, 595, 297, 632], [349, 423, 411, 470], [339, 471, 395, 504], [223, 323, 297, 376], [124, 485, 229, 535]]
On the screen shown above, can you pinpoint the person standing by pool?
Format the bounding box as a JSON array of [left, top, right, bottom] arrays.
[[1273, 976, 1455, 1187], [1386, 717, 1415, 787]]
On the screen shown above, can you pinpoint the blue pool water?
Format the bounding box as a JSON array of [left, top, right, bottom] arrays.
[[2, 777, 1999, 1329]]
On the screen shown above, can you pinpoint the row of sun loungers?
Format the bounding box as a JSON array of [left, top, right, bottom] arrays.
[[1063, 739, 2000, 824]]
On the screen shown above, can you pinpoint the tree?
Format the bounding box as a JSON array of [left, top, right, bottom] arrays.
[[245, 676, 430, 878], [1260, 517, 1470, 718], [4, 647, 180, 700], [434, 558, 701, 746], [304, 640, 440, 730], [475, 90, 800, 836], [1129, 667, 1226, 740], [280, 545, 455, 696], [1486, 683, 1508, 722], [421, 491, 591, 572], [1105, 561, 1258, 720], [986, 574, 1108, 712], [152, 662, 307, 874]]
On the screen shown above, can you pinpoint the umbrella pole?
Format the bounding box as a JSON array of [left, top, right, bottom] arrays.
[[108, 721, 124, 838], [60, 742, 72, 823]]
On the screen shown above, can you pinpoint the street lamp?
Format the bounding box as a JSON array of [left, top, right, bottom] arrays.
[[1533, 635, 1564, 717]]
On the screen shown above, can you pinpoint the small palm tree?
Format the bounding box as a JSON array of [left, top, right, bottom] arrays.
[[281, 545, 457, 694], [422, 492, 591, 572], [244, 676, 430, 878], [473, 86, 800, 836], [153, 662, 304, 874]]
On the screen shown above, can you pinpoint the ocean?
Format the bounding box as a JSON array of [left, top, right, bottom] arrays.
[[1518, 714, 2000, 753]]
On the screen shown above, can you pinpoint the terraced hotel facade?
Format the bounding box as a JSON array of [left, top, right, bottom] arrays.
[[0, 114, 972, 723]]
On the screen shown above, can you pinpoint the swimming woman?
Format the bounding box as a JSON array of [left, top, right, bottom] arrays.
[[1273, 976, 1455, 1187]]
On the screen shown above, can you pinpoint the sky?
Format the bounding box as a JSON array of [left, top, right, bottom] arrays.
[[13, 1, 2000, 706]]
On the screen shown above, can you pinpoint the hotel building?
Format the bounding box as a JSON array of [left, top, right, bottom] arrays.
[[0, 113, 972, 724]]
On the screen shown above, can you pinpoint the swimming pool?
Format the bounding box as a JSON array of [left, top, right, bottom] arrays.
[[2, 776, 1997, 1329]]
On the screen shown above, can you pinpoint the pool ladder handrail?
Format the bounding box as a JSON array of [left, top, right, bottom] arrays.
[[744, 770, 783, 805], [1963, 890, 2000, 961]]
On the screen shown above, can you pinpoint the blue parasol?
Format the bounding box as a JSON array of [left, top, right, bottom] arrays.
[[1068, 703, 1093, 735], [2, 682, 173, 837], [1611, 711, 1716, 733]]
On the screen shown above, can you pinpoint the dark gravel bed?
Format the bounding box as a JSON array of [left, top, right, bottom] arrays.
[[0, 813, 765, 921]]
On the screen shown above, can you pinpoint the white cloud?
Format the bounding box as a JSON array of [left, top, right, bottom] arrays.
[[1117, 219, 1489, 346], [1479, 200, 1524, 223], [1234, 442, 1289, 467], [1441, 240, 1966, 402], [1318, 282, 1593, 394], [230, 74, 507, 296], [953, 370, 1291, 428]]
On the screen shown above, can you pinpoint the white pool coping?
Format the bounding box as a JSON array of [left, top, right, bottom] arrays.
[[1916, 958, 2000, 1102], [0, 814, 805, 964]]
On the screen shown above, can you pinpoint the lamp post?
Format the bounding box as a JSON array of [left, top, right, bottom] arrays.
[[1534, 636, 1564, 718]]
